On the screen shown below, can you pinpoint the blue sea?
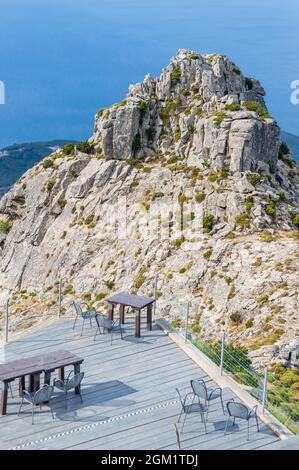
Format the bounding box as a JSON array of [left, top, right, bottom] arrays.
[[0, 0, 298, 148]]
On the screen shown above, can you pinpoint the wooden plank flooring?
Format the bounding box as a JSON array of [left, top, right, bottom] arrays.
[[0, 317, 280, 450]]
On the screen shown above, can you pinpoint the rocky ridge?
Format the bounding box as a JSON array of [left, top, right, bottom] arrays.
[[0, 49, 298, 366]]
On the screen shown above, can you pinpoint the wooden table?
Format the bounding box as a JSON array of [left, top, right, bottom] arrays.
[[106, 292, 155, 338], [0, 350, 84, 415]]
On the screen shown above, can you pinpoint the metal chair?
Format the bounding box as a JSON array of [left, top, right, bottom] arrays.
[[224, 400, 259, 441], [18, 384, 54, 425], [191, 379, 225, 420], [72, 301, 96, 335], [53, 370, 84, 409], [176, 388, 207, 433], [94, 314, 123, 345]]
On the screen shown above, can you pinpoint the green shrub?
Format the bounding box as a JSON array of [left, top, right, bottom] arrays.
[[208, 171, 218, 182], [132, 132, 142, 155], [279, 192, 287, 202], [171, 66, 181, 85], [190, 53, 200, 60], [214, 112, 227, 128], [95, 292, 107, 301], [0, 220, 11, 234], [146, 127, 156, 141], [244, 101, 270, 118], [203, 214, 215, 233], [245, 318, 254, 328], [225, 103, 241, 112], [235, 212, 250, 228], [279, 142, 290, 157], [46, 178, 56, 192], [174, 237, 185, 248], [265, 205, 276, 218], [134, 267, 147, 289], [195, 192, 206, 203], [42, 158, 54, 169], [62, 143, 75, 155], [249, 173, 264, 186], [203, 248, 213, 260], [260, 230, 273, 242], [58, 198, 67, 209], [293, 214, 299, 229], [76, 141, 94, 154], [230, 312, 242, 325], [139, 101, 148, 123], [105, 280, 115, 290]]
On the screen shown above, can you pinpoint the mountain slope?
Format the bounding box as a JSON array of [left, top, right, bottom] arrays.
[[282, 131, 299, 164], [0, 140, 76, 196], [0, 49, 298, 365]]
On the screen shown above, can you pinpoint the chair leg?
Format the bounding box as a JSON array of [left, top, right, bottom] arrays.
[[206, 400, 209, 422], [110, 331, 113, 346], [89, 318, 92, 327], [50, 403, 55, 420], [224, 416, 230, 435], [220, 390, 225, 415], [32, 404, 35, 425], [201, 409, 208, 434], [181, 411, 188, 433], [120, 326, 123, 340], [18, 398, 24, 416], [247, 420, 250, 441], [65, 390, 68, 409], [73, 313, 78, 330], [255, 414, 260, 432], [93, 327, 99, 341], [79, 390, 83, 403], [80, 319, 85, 336], [177, 408, 183, 423]]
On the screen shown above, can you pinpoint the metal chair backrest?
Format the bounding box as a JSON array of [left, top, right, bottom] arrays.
[[191, 379, 208, 401], [96, 314, 112, 330], [227, 401, 249, 420], [73, 301, 84, 318], [34, 384, 54, 404], [68, 372, 84, 391]]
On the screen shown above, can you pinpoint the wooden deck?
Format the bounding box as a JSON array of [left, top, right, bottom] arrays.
[[0, 317, 280, 450]]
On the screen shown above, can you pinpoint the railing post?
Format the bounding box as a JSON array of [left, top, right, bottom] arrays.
[[184, 302, 190, 344], [5, 299, 9, 343], [220, 332, 225, 376], [262, 366, 268, 414], [57, 278, 62, 318], [153, 275, 158, 316]]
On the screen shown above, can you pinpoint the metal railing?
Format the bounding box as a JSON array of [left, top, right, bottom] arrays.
[[160, 295, 299, 435]]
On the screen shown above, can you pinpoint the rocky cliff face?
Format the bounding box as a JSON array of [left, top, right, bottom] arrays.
[[0, 50, 298, 365]]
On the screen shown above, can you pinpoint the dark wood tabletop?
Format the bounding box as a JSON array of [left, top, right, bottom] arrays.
[[0, 350, 83, 383], [106, 292, 155, 309]]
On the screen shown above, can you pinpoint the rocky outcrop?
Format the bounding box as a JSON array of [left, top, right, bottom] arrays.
[[0, 50, 298, 365]]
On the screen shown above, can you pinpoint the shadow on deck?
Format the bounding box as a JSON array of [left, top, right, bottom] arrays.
[[0, 317, 280, 450]]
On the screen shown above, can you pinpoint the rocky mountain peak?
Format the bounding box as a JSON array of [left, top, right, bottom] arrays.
[[0, 50, 298, 365]]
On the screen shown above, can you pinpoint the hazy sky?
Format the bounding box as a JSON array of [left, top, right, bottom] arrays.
[[0, 0, 298, 148]]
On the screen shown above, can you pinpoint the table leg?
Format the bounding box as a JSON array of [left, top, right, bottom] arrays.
[[74, 363, 81, 395], [135, 309, 141, 338], [44, 371, 51, 386], [59, 367, 65, 381], [33, 374, 40, 392], [0, 383, 9, 415], [147, 304, 153, 331], [108, 302, 114, 321], [29, 374, 34, 392], [19, 377, 25, 397], [120, 304, 125, 325]]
